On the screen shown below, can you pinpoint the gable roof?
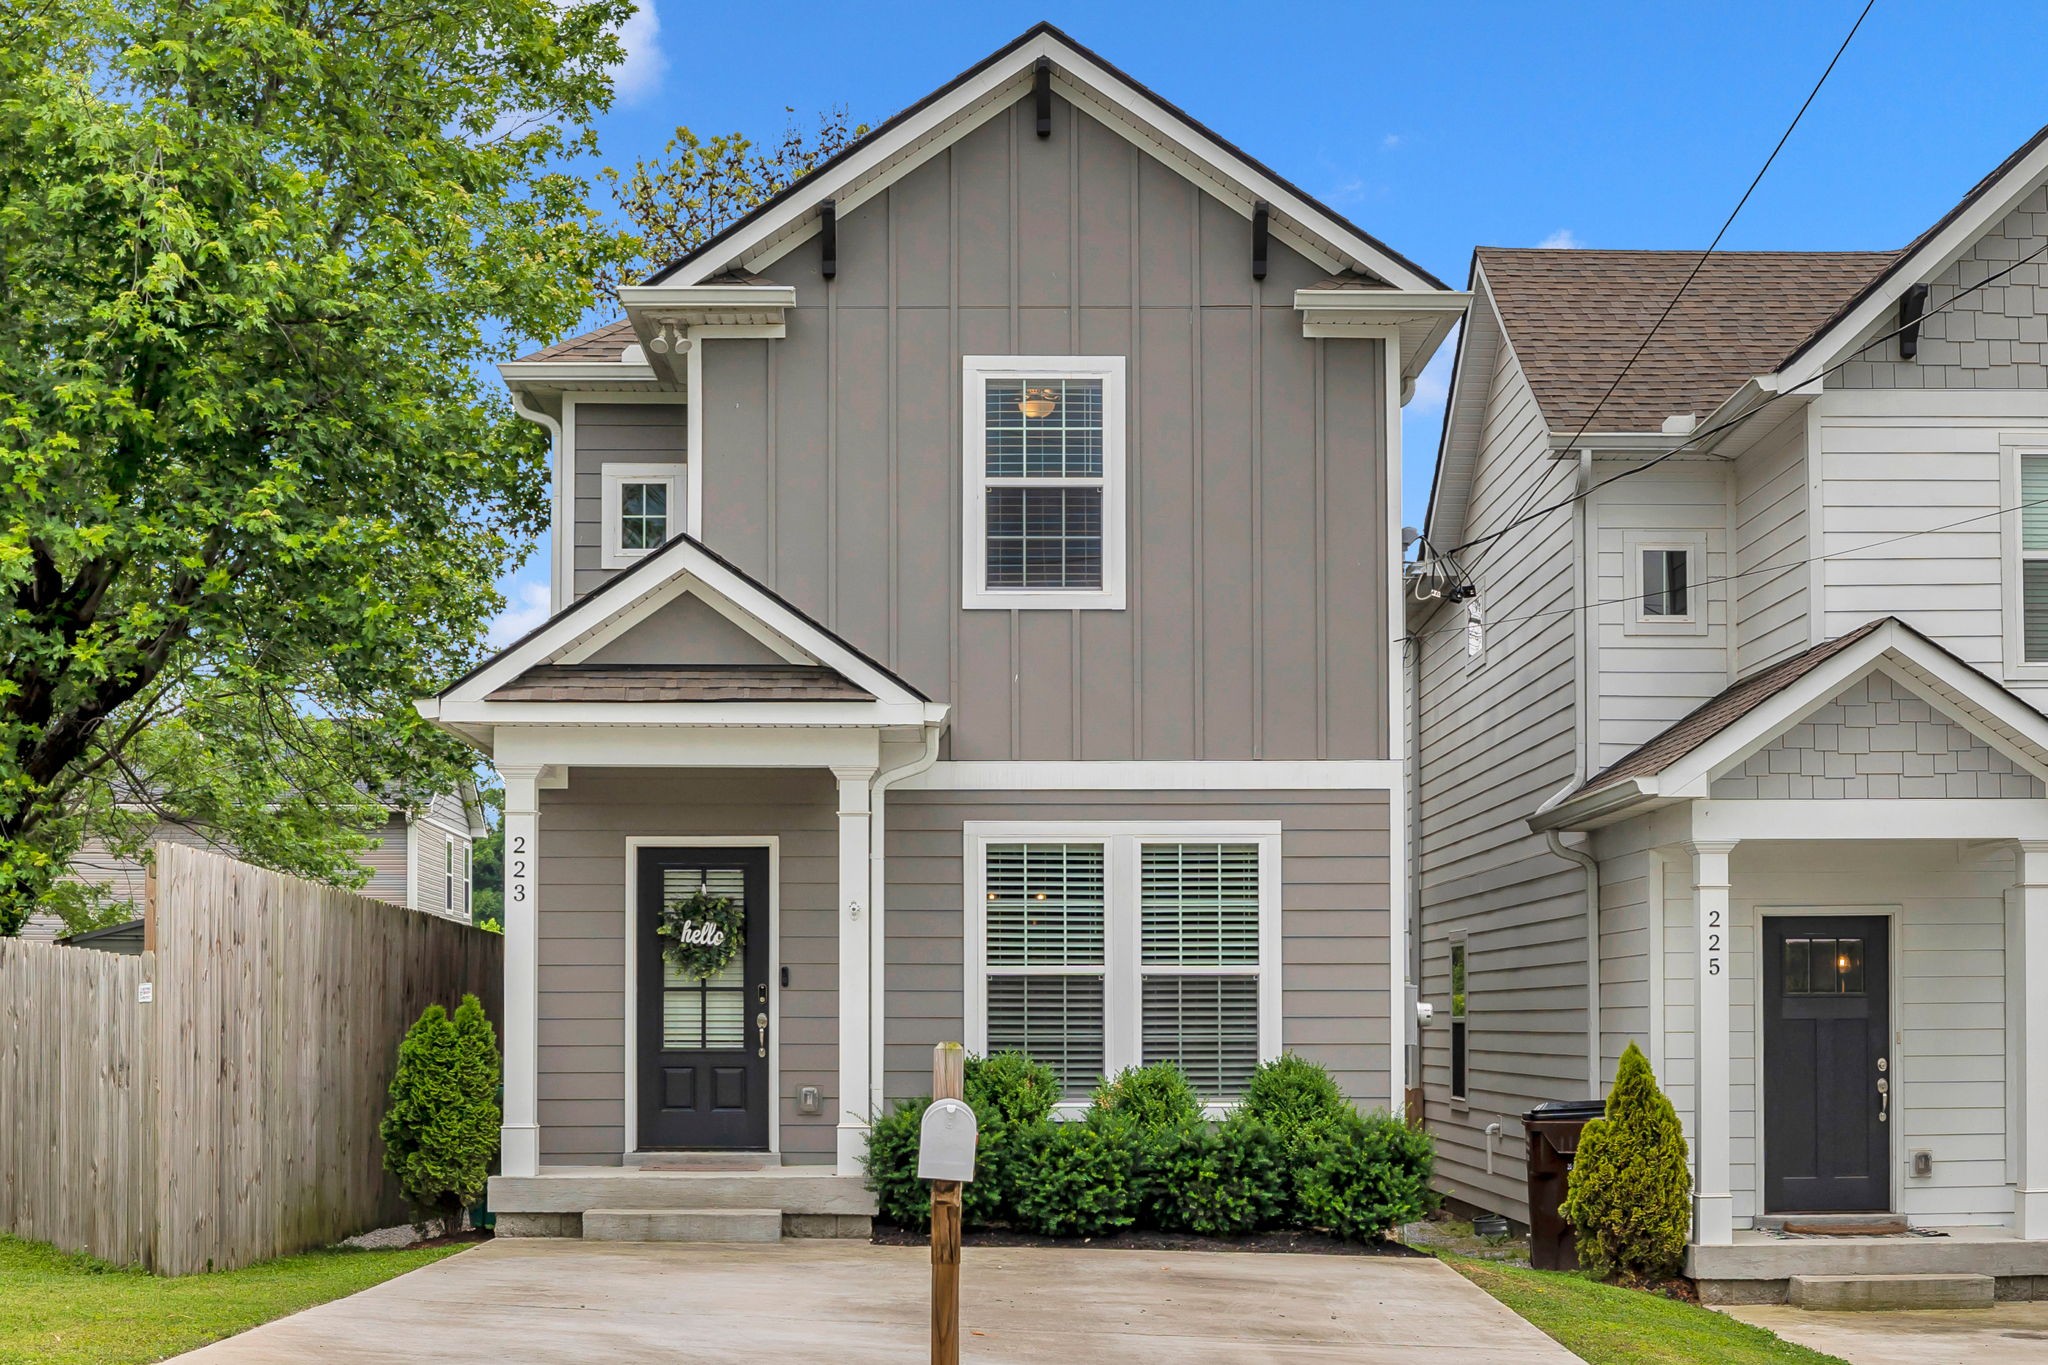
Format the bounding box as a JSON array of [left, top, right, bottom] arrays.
[[1474, 248, 1897, 433], [486, 663, 871, 703], [643, 23, 1446, 296], [1532, 617, 2048, 830]]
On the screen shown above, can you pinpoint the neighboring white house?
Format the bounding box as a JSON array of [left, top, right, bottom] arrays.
[[20, 785, 486, 942], [1414, 124, 2048, 1302]]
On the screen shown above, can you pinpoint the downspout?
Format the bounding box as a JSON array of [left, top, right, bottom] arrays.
[[1405, 627, 1424, 1110], [868, 720, 945, 1122], [506, 385, 566, 613]]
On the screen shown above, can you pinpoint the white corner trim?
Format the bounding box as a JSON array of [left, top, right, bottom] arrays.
[[960, 820, 1283, 1100], [622, 836, 781, 1157], [898, 760, 1399, 792], [961, 355, 1128, 612], [598, 462, 686, 570]]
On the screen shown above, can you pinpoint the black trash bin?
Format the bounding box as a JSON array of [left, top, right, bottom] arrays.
[[1522, 1099, 1606, 1271]]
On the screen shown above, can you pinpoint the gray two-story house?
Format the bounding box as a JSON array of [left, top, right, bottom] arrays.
[[421, 24, 1464, 1238]]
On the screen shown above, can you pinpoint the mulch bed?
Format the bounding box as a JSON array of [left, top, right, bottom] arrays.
[[871, 1222, 1423, 1257], [410, 1229, 493, 1250]]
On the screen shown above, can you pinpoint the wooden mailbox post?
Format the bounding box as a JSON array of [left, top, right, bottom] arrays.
[[920, 1041, 976, 1364]]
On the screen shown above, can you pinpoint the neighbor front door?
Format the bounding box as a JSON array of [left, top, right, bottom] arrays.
[[1762, 914, 1890, 1213], [638, 846, 771, 1150]]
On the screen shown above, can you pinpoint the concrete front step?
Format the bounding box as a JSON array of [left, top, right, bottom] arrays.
[[584, 1208, 783, 1244], [491, 1169, 878, 1217], [1789, 1273, 1995, 1311]]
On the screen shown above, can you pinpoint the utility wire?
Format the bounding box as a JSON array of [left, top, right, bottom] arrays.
[[1477, 0, 1877, 544], [1434, 236, 2048, 563]]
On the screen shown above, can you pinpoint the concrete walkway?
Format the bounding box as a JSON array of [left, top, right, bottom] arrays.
[[174, 1239, 1581, 1363], [1722, 1302, 2048, 1365]]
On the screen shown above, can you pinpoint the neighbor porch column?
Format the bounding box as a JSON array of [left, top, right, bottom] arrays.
[[2015, 841, 2048, 1238], [1687, 839, 1738, 1247], [833, 765, 878, 1176], [499, 764, 544, 1178]]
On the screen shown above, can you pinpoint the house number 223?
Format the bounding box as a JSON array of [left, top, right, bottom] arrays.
[[511, 834, 529, 902]]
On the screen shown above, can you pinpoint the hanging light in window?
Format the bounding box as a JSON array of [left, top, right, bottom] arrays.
[[1018, 386, 1059, 420]]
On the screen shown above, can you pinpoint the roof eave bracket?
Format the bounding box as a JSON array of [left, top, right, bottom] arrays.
[[1897, 281, 1930, 360]]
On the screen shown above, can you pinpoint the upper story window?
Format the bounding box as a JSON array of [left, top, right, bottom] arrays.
[[2019, 451, 2048, 663], [600, 463, 683, 569], [1623, 531, 1707, 636], [962, 357, 1127, 611]]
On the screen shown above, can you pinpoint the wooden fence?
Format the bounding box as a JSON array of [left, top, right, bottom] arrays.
[[0, 843, 500, 1273]]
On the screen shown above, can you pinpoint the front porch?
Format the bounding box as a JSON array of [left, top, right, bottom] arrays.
[[490, 1166, 878, 1241], [1691, 1226, 2048, 1303]]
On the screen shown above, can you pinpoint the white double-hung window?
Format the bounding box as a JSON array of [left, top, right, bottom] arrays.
[[965, 823, 1280, 1110], [961, 356, 1126, 610], [2006, 441, 2048, 673]]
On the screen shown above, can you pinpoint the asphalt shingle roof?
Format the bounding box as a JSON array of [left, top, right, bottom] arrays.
[[486, 664, 873, 703]]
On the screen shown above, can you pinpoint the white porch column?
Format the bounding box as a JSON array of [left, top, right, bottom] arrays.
[[2015, 841, 2048, 1238], [1687, 839, 1738, 1246], [498, 764, 544, 1178], [833, 765, 878, 1176]]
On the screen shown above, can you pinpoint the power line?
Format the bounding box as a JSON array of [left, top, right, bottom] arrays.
[[1411, 493, 2048, 646], [1479, 0, 1877, 543], [1435, 236, 2048, 563]]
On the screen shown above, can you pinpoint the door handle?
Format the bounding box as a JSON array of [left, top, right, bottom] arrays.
[[756, 1012, 768, 1059], [1877, 1076, 1889, 1124]]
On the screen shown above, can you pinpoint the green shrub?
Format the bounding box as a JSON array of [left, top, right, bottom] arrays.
[[965, 1052, 1060, 1126], [1011, 1115, 1139, 1236], [1141, 1115, 1288, 1235], [863, 1098, 932, 1229], [380, 994, 500, 1227], [1293, 1110, 1438, 1242], [1240, 1054, 1349, 1142], [1563, 1042, 1691, 1278], [1089, 1062, 1201, 1130]]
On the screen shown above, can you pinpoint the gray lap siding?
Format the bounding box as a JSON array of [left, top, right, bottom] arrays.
[[883, 788, 1393, 1109], [534, 767, 839, 1166]]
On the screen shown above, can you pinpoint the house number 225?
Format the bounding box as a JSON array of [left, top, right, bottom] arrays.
[[1705, 908, 1723, 976]]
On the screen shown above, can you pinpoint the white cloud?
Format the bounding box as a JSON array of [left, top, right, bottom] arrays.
[[1324, 175, 1368, 207], [1537, 228, 1583, 250], [1381, 134, 1403, 150], [487, 575, 552, 648], [612, 0, 668, 104]]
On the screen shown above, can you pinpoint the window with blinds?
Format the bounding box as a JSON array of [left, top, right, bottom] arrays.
[[982, 843, 1106, 1097], [973, 832, 1273, 1108], [2023, 453, 2048, 662], [662, 866, 747, 1051]]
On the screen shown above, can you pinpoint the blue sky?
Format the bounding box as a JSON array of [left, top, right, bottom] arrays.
[[489, 0, 2048, 642]]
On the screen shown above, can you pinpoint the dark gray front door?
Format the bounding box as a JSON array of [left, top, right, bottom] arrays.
[[638, 847, 770, 1150], [1762, 915, 1890, 1213]]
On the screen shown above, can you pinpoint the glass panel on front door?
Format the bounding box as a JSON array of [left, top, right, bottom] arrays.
[[662, 867, 747, 1049], [1782, 936, 1865, 996]]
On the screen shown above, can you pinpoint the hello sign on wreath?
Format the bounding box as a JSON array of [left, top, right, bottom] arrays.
[[656, 888, 745, 979]]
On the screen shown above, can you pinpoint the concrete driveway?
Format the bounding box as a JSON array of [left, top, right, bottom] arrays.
[[174, 1239, 1580, 1363], [1722, 1302, 2048, 1365]]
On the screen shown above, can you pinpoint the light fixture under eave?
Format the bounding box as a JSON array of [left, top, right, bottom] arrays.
[[645, 319, 691, 356], [1018, 386, 1058, 420]]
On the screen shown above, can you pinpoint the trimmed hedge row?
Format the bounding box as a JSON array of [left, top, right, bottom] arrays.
[[865, 1054, 1436, 1242]]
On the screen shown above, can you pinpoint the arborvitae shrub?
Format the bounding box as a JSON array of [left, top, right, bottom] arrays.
[[380, 994, 501, 1228], [1293, 1110, 1439, 1242], [1562, 1042, 1692, 1278], [1143, 1114, 1288, 1235], [965, 1052, 1059, 1127], [1088, 1062, 1201, 1130], [863, 1098, 931, 1228], [1239, 1054, 1349, 1142], [1010, 1113, 1139, 1236]]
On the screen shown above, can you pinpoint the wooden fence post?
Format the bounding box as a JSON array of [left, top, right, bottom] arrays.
[[930, 1041, 964, 1365]]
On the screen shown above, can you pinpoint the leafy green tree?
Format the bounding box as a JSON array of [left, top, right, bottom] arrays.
[[0, 0, 636, 934], [469, 785, 505, 932], [1563, 1042, 1692, 1278], [381, 994, 502, 1228], [604, 106, 866, 286]]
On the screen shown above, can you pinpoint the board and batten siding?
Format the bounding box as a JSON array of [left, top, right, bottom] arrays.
[[693, 92, 1390, 763], [882, 788, 1391, 1109], [533, 768, 839, 1166], [1415, 338, 1589, 1222], [1732, 409, 1811, 676], [570, 402, 688, 601]]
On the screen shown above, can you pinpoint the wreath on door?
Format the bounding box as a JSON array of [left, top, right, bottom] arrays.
[[656, 888, 745, 980]]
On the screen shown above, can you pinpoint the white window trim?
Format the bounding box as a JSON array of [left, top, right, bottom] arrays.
[[2000, 435, 2048, 680], [600, 462, 685, 569], [961, 355, 1127, 611], [962, 820, 1281, 1118], [1623, 531, 1708, 636]]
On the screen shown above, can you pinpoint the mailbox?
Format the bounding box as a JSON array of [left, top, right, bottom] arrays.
[[917, 1098, 979, 1182]]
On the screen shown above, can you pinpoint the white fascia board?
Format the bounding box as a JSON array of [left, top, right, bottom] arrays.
[[492, 723, 885, 771], [899, 760, 1401, 791], [1770, 139, 2048, 393], [498, 361, 661, 389], [437, 537, 927, 709], [435, 699, 942, 729], [1691, 798, 2048, 843], [662, 31, 1445, 296], [1292, 289, 1470, 317], [616, 285, 797, 341]]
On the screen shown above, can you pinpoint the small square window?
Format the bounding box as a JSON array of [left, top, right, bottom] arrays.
[[1642, 548, 1689, 618], [1623, 533, 1706, 635], [600, 463, 683, 569]]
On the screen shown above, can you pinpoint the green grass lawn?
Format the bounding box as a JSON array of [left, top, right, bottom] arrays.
[[1444, 1256, 1847, 1365], [0, 1234, 465, 1365]]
